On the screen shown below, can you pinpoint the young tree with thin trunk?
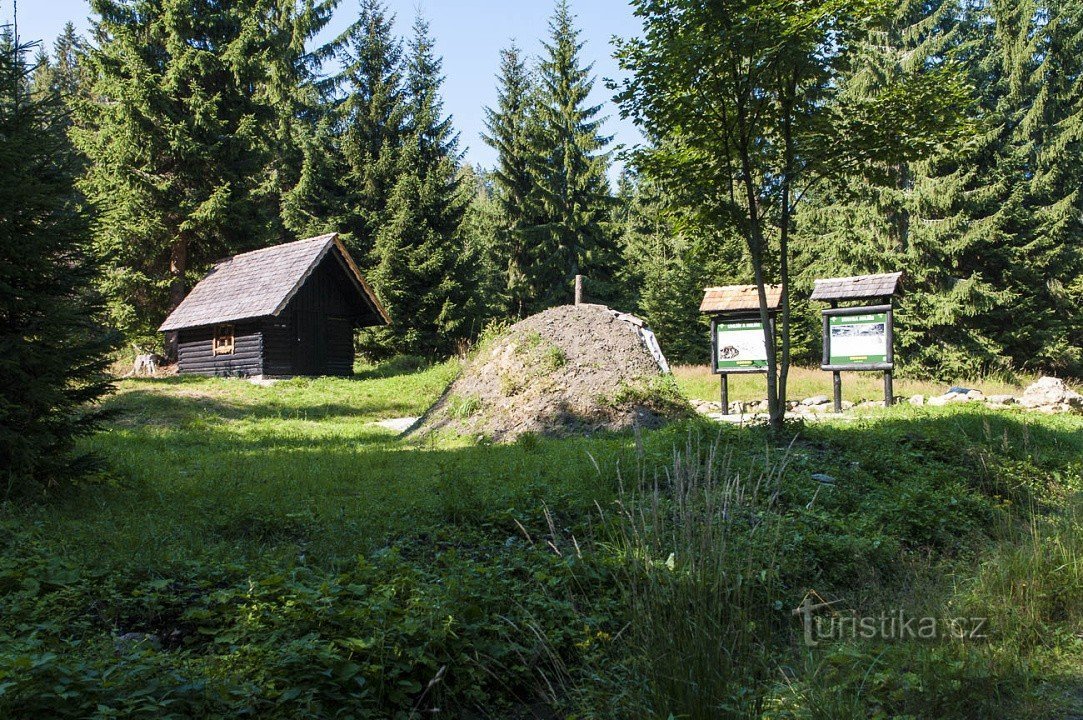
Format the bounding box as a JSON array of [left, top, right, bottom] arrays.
[[615, 0, 969, 429]]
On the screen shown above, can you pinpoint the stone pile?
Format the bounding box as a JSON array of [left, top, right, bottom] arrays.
[[915, 376, 1081, 413], [695, 375, 1081, 422]]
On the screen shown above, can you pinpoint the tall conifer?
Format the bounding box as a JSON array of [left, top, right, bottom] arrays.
[[525, 0, 615, 312], [363, 15, 470, 357], [793, 0, 1014, 377], [0, 35, 115, 494], [287, 0, 407, 258], [482, 43, 535, 317], [75, 0, 333, 353]]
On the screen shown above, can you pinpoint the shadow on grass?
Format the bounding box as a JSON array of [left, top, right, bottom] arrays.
[[800, 407, 1083, 482], [105, 386, 421, 425], [39, 397, 1080, 571], [352, 355, 435, 381]]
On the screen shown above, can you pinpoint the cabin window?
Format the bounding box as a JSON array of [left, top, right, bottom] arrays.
[[213, 324, 235, 355]]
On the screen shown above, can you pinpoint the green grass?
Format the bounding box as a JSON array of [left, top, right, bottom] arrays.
[[29, 360, 652, 566], [0, 358, 1080, 718], [674, 363, 1035, 403]]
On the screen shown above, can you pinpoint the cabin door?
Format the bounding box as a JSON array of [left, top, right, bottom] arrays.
[[294, 310, 327, 375]]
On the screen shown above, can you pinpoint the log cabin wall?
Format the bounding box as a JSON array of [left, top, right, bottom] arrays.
[[176, 321, 263, 376]]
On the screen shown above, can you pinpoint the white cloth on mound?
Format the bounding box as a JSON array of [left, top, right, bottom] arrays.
[[606, 309, 671, 374]]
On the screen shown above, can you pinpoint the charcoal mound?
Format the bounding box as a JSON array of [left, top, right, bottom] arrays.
[[412, 304, 689, 442]]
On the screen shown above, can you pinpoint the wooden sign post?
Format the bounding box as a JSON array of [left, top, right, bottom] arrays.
[[811, 273, 902, 411], [699, 285, 782, 415]]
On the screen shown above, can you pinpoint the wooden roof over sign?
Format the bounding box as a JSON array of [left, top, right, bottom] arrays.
[[699, 284, 783, 314], [810, 272, 902, 302]]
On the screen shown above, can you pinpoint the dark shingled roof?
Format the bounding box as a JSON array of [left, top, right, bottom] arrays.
[[810, 272, 902, 302], [700, 284, 783, 314], [159, 233, 388, 332]]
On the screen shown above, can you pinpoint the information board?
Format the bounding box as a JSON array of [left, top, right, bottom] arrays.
[[828, 312, 888, 365], [714, 319, 768, 371]]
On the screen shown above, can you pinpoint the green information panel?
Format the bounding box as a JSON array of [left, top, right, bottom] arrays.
[[829, 312, 887, 364], [715, 320, 768, 370]]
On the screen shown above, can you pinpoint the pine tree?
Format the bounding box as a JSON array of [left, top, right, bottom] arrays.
[[524, 0, 615, 312], [792, 0, 1016, 378], [287, 0, 408, 259], [482, 43, 535, 317], [74, 0, 331, 354], [618, 172, 745, 364], [362, 15, 470, 357], [31, 21, 84, 100], [0, 34, 115, 495]]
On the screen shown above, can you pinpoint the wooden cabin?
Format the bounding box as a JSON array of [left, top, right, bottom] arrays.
[[158, 233, 388, 377]]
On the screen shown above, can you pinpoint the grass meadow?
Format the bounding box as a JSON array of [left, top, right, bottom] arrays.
[[0, 359, 1080, 718], [673, 363, 1032, 403]]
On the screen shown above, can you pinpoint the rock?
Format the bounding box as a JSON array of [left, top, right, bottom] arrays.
[[811, 473, 836, 484], [986, 394, 1015, 405], [373, 416, 419, 433], [115, 632, 161, 653], [947, 386, 972, 395], [1019, 376, 1083, 412], [908, 394, 925, 406], [966, 389, 985, 400], [928, 392, 970, 406], [801, 395, 830, 406], [693, 400, 721, 414], [840, 400, 854, 411]]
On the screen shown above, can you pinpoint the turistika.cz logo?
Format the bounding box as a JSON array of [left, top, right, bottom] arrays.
[[792, 591, 989, 646]]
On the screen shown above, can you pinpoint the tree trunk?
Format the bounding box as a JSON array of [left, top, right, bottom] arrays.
[[776, 71, 799, 430], [164, 232, 190, 361], [737, 143, 781, 429]]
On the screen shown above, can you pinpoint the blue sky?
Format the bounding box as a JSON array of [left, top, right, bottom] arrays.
[[5, 0, 645, 175]]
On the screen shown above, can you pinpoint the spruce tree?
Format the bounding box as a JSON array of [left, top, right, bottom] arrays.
[[618, 172, 745, 364], [792, 0, 1015, 378], [990, 0, 1083, 374], [482, 43, 535, 317], [362, 15, 470, 357], [524, 0, 615, 312], [0, 35, 115, 495], [287, 0, 407, 259], [31, 21, 84, 100], [74, 0, 330, 354], [457, 165, 507, 328]]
